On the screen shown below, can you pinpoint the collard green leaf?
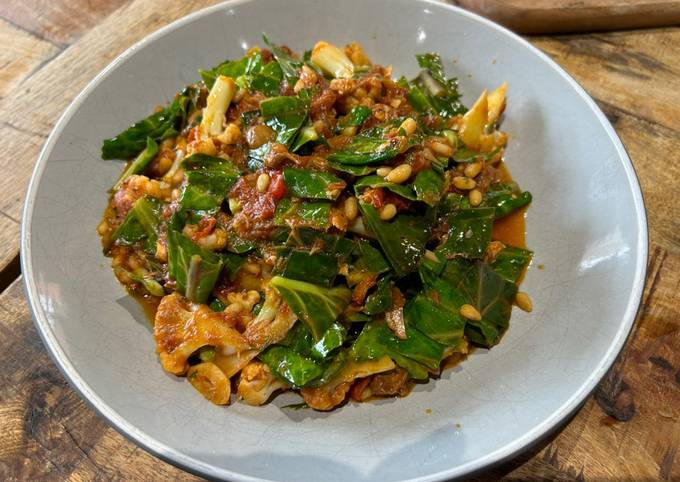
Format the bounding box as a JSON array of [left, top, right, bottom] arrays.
[[327, 161, 377, 176], [176, 154, 241, 219], [454, 147, 500, 163], [227, 231, 257, 254], [351, 239, 390, 276], [340, 106, 372, 128], [111, 197, 162, 254], [113, 137, 158, 190], [440, 259, 518, 347], [491, 246, 533, 283], [183, 154, 241, 193], [436, 207, 495, 259], [285, 228, 355, 261], [273, 198, 331, 230], [259, 345, 323, 388], [412, 169, 444, 206], [482, 184, 532, 219], [263, 34, 303, 81], [290, 125, 319, 152], [413, 53, 465, 117], [249, 59, 283, 96], [269, 276, 351, 340], [310, 323, 346, 361], [200, 55, 250, 89], [404, 295, 465, 346], [260, 96, 309, 148], [281, 250, 338, 287], [354, 175, 417, 200], [283, 168, 345, 200], [327, 135, 402, 165], [416, 53, 457, 91], [222, 252, 245, 280], [166, 229, 223, 304], [102, 86, 197, 160], [350, 321, 444, 379], [359, 202, 429, 277], [363, 276, 393, 315]]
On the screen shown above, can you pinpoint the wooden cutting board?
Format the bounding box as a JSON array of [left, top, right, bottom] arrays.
[[453, 0, 680, 33]]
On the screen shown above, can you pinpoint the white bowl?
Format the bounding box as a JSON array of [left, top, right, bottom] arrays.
[[22, 0, 647, 480]]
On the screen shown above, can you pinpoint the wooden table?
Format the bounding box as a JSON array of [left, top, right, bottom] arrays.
[[0, 1, 678, 480]]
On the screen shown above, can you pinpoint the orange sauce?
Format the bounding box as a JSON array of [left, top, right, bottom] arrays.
[[491, 161, 527, 249], [492, 206, 527, 249]]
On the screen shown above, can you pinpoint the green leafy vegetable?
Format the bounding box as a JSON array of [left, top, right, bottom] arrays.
[[259, 346, 323, 388], [327, 135, 402, 165], [410, 53, 465, 118], [363, 276, 393, 315], [263, 34, 303, 81], [175, 154, 241, 220], [412, 169, 444, 206], [310, 323, 346, 360], [436, 207, 495, 259], [351, 239, 390, 277], [281, 250, 338, 287], [354, 175, 417, 200], [327, 161, 377, 176], [200, 55, 250, 89], [350, 321, 445, 379], [283, 168, 345, 200], [273, 198, 331, 229], [404, 295, 466, 346], [482, 184, 533, 219], [491, 246, 533, 283], [111, 197, 162, 254], [166, 229, 224, 304], [359, 202, 429, 277], [102, 86, 197, 159], [112, 137, 158, 190], [340, 106, 372, 128], [440, 259, 518, 347], [260, 96, 309, 148], [269, 276, 351, 339]]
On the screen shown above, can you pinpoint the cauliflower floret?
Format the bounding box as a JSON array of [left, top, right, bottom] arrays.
[[237, 361, 288, 405]]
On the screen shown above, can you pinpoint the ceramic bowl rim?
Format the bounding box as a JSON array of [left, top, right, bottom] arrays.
[[20, 0, 648, 480]]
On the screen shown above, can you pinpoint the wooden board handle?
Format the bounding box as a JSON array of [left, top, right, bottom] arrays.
[[452, 0, 680, 33]]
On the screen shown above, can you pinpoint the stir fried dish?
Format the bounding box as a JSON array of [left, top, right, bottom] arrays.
[[98, 38, 533, 410]]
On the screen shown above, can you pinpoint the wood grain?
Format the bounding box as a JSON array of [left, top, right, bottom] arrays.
[[0, 19, 62, 98], [0, 278, 199, 481], [0, 0, 678, 479], [454, 0, 680, 34], [0, 0, 132, 46]]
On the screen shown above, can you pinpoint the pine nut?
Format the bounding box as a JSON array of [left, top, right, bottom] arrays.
[[376, 166, 392, 177], [379, 203, 397, 220], [399, 118, 417, 136], [97, 219, 109, 235], [464, 162, 483, 178], [385, 164, 412, 184], [460, 304, 481, 321], [313, 119, 326, 134], [424, 250, 438, 262], [515, 292, 533, 312], [344, 196, 358, 221], [243, 262, 261, 275], [256, 173, 271, 192], [246, 290, 261, 305], [469, 188, 483, 206], [430, 141, 453, 157], [453, 176, 476, 190], [342, 125, 358, 136], [228, 197, 241, 214]]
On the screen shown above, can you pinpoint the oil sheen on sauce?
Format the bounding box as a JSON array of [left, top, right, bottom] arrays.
[[491, 162, 527, 249]]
